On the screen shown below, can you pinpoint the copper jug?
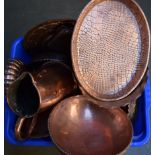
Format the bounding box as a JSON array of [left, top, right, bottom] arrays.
[[7, 61, 77, 117]]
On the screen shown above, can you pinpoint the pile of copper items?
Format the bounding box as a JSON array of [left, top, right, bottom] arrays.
[[5, 0, 150, 154]]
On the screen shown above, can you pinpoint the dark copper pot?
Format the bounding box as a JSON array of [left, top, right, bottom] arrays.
[[48, 95, 133, 155], [15, 108, 52, 140], [7, 61, 77, 117], [23, 19, 75, 64]]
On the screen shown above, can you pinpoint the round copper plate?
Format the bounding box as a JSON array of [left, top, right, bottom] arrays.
[[72, 0, 150, 102], [48, 95, 133, 155]]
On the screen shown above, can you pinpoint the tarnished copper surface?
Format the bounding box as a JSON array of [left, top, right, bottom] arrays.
[[48, 95, 133, 155], [7, 61, 77, 117], [23, 19, 75, 62], [72, 0, 150, 102], [4, 59, 24, 96], [15, 108, 52, 140]]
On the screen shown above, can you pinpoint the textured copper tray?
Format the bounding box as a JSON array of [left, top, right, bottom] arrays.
[[85, 69, 148, 108], [72, 0, 150, 102]]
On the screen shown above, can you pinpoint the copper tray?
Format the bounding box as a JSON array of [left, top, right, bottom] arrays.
[[72, 0, 150, 102]]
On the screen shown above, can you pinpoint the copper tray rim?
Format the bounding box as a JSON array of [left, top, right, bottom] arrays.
[[71, 0, 150, 102]]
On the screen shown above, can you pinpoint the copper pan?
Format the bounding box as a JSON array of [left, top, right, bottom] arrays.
[[48, 95, 133, 155]]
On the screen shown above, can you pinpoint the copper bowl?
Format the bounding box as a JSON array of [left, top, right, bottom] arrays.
[[7, 61, 77, 117], [48, 95, 133, 155]]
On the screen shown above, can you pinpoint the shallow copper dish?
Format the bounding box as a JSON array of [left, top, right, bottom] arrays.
[[7, 61, 77, 117], [48, 95, 133, 155], [72, 0, 150, 104]]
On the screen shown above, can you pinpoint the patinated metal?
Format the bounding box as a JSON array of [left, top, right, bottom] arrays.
[[7, 61, 77, 117], [72, 0, 150, 104], [48, 95, 133, 155]]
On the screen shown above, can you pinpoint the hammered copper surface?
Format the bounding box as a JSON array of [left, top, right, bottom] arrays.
[[86, 69, 148, 108], [23, 19, 75, 62], [4, 59, 24, 96], [7, 61, 77, 117], [48, 95, 133, 155], [72, 0, 150, 102]]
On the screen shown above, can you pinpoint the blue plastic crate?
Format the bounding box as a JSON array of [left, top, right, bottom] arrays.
[[5, 37, 151, 147]]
